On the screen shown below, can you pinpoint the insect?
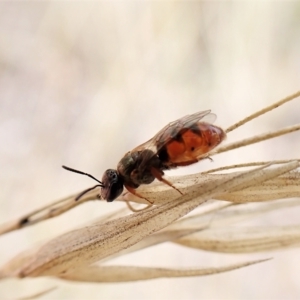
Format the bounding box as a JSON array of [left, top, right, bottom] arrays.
[[63, 110, 226, 203]]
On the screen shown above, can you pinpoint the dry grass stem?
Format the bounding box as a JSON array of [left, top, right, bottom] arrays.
[[0, 161, 297, 279], [1, 158, 299, 237], [97, 198, 300, 263], [98, 228, 202, 264], [0, 193, 96, 236], [175, 225, 300, 253], [225, 90, 300, 133], [135, 163, 300, 205], [59, 259, 271, 282], [203, 159, 300, 173], [1, 92, 300, 292], [211, 123, 300, 157], [167, 198, 300, 232], [1, 91, 299, 236]]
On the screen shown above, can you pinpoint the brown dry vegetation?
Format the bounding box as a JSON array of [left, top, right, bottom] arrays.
[[1, 2, 300, 300]]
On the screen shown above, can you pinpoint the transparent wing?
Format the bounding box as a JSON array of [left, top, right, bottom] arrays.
[[131, 110, 216, 170]]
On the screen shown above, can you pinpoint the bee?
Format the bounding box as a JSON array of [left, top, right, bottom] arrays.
[[63, 110, 225, 203]]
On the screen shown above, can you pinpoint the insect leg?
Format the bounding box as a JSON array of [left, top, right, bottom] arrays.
[[125, 200, 153, 212], [124, 184, 154, 205], [150, 167, 183, 195], [172, 159, 199, 167], [174, 156, 213, 167]]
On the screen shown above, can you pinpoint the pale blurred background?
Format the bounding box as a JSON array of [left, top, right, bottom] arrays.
[[1, 2, 300, 299]]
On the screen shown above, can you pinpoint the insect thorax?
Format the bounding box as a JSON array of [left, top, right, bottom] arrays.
[[117, 150, 161, 188]]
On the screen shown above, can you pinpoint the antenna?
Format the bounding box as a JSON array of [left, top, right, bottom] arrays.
[[74, 184, 102, 201], [62, 165, 104, 201], [62, 165, 104, 186]]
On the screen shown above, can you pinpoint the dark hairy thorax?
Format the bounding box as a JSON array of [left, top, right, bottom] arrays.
[[117, 149, 163, 188]]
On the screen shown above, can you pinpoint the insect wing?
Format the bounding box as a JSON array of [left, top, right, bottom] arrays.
[[155, 110, 216, 146], [131, 110, 216, 170]]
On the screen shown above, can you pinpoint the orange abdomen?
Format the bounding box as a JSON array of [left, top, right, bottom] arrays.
[[164, 123, 225, 165]]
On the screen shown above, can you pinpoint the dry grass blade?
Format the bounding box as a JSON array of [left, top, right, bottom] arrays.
[[1, 160, 299, 238], [103, 178, 300, 262], [101, 201, 255, 262], [1, 161, 296, 278], [99, 228, 201, 264], [128, 162, 300, 205], [216, 170, 300, 203], [203, 159, 300, 174], [100, 204, 232, 262], [167, 199, 300, 252], [0, 246, 41, 279], [0, 193, 97, 236], [98, 204, 232, 263], [211, 123, 300, 156], [144, 163, 300, 205], [175, 225, 300, 253], [1, 92, 299, 237], [225, 90, 300, 133], [167, 198, 300, 233], [59, 259, 271, 282]]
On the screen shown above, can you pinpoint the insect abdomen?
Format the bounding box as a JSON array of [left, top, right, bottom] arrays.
[[159, 123, 225, 165]]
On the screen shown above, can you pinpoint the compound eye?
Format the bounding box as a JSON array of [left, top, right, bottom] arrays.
[[108, 170, 118, 181], [101, 169, 124, 202]]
